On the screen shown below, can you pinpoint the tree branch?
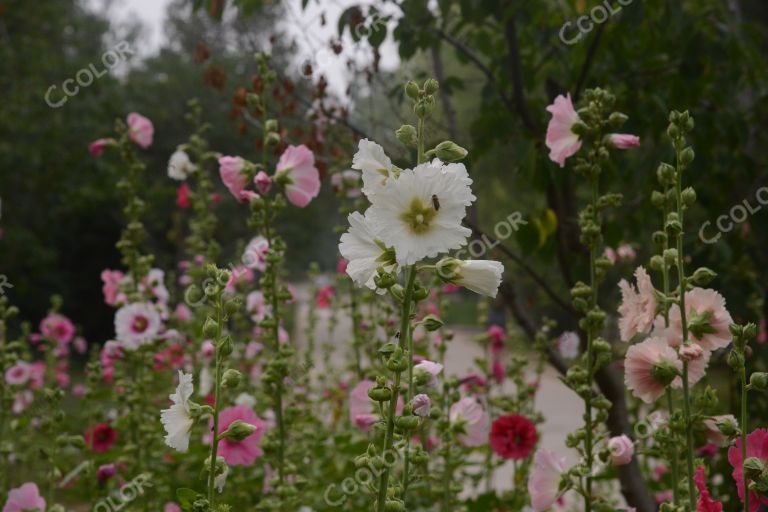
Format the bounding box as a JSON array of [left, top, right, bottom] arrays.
[[503, 15, 537, 132]]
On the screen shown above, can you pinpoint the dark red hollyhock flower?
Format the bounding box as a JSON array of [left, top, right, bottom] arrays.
[[85, 423, 118, 453], [489, 414, 538, 460], [176, 183, 191, 209]]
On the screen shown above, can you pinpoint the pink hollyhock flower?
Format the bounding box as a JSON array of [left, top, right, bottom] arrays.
[[694, 466, 724, 512], [56, 371, 70, 388], [608, 133, 641, 149], [101, 340, 123, 367], [246, 291, 271, 322], [655, 490, 674, 504], [663, 288, 733, 350], [176, 183, 191, 208], [491, 358, 505, 383], [40, 313, 75, 345], [697, 443, 718, 458], [728, 428, 768, 512], [164, 503, 182, 512], [73, 336, 87, 354], [488, 324, 506, 345], [84, 423, 118, 453], [114, 302, 162, 351], [604, 247, 617, 264], [101, 269, 124, 306], [214, 405, 265, 466], [12, 390, 33, 414], [671, 347, 710, 390], [442, 283, 461, 294], [315, 285, 334, 308], [126, 112, 154, 149], [704, 415, 739, 447], [617, 243, 637, 261], [337, 259, 348, 274], [2, 482, 46, 512], [449, 397, 488, 447], [275, 145, 321, 207], [618, 266, 657, 342], [174, 304, 192, 322], [254, 171, 272, 195], [414, 360, 444, 387], [72, 383, 87, 397], [545, 93, 582, 167], [219, 156, 256, 203], [528, 449, 566, 511], [243, 236, 269, 272], [28, 362, 45, 389], [89, 138, 109, 157], [96, 463, 117, 484], [412, 394, 431, 417], [624, 337, 682, 404], [489, 414, 538, 460], [349, 379, 378, 431], [460, 372, 488, 393], [557, 331, 580, 359], [607, 434, 634, 466], [5, 362, 31, 385]]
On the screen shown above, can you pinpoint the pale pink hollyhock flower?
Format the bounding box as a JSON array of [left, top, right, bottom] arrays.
[[608, 133, 641, 149], [2, 482, 46, 511], [213, 406, 265, 466], [527, 449, 567, 511], [678, 343, 705, 362], [56, 371, 70, 389], [604, 247, 617, 264], [545, 93, 582, 167], [275, 144, 321, 208], [242, 236, 269, 272], [5, 362, 31, 385], [12, 391, 33, 414], [143, 269, 169, 304], [114, 302, 162, 351], [89, 138, 109, 157], [219, 156, 256, 203], [73, 336, 87, 354], [607, 434, 634, 466], [245, 341, 263, 359], [703, 414, 738, 446], [414, 360, 444, 387], [617, 243, 636, 261], [349, 379, 378, 432], [617, 266, 657, 342], [246, 291, 271, 322], [174, 304, 192, 322], [72, 383, 87, 397], [672, 347, 710, 389], [226, 265, 254, 290], [664, 288, 733, 351], [28, 362, 45, 389], [728, 428, 768, 512], [126, 112, 154, 149], [624, 337, 682, 404], [40, 313, 76, 345], [557, 331, 580, 359], [164, 503, 182, 512], [254, 171, 272, 195], [449, 397, 488, 447], [412, 394, 431, 417], [100, 269, 124, 306]]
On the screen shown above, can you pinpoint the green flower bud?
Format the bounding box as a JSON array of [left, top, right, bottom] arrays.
[[434, 141, 468, 162], [378, 342, 397, 356], [665, 212, 682, 235], [652, 231, 668, 246], [727, 349, 745, 370], [744, 457, 765, 481], [203, 317, 219, 338], [423, 78, 439, 95], [421, 314, 443, 332], [395, 414, 420, 430], [218, 335, 234, 357], [222, 369, 242, 388], [691, 267, 717, 286], [265, 119, 278, 132], [750, 372, 768, 391], [395, 124, 417, 147], [221, 420, 258, 441], [651, 190, 666, 209], [649, 255, 665, 272], [650, 359, 680, 386], [404, 81, 419, 99], [608, 112, 628, 127], [656, 163, 676, 186], [246, 93, 260, 110], [265, 131, 281, 147], [368, 386, 392, 402], [385, 499, 406, 512], [681, 187, 696, 206], [679, 147, 695, 166], [663, 249, 678, 266]]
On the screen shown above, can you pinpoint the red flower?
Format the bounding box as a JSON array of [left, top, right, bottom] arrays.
[[176, 183, 191, 208], [694, 466, 723, 512], [489, 414, 538, 460], [84, 423, 118, 453]]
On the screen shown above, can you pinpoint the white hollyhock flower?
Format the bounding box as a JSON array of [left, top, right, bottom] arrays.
[[160, 371, 195, 452], [198, 365, 213, 397], [339, 211, 397, 291], [167, 149, 194, 180], [114, 302, 162, 350], [352, 139, 394, 196], [215, 461, 229, 492], [367, 161, 475, 265], [437, 258, 504, 297]]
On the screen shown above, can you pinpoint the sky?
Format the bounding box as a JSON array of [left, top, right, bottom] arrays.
[[87, 0, 401, 99]]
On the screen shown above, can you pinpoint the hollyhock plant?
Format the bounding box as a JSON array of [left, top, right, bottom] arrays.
[[4, 362, 31, 385], [545, 93, 582, 167], [528, 449, 567, 511], [40, 313, 75, 344], [275, 144, 321, 207], [114, 302, 162, 350], [617, 266, 657, 342], [84, 423, 118, 453], [489, 414, 539, 460], [339, 211, 397, 291], [663, 288, 734, 350], [449, 397, 488, 447], [218, 155, 255, 203], [2, 482, 46, 512], [214, 405, 265, 466], [728, 428, 768, 512], [694, 466, 724, 512], [624, 336, 682, 404], [89, 138, 109, 157], [607, 434, 634, 466], [126, 112, 154, 149], [160, 371, 196, 452]]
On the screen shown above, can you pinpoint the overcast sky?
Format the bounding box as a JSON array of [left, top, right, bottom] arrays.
[[86, 0, 401, 99]]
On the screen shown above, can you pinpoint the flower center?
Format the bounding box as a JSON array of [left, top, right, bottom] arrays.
[[132, 315, 149, 333], [400, 197, 437, 234]]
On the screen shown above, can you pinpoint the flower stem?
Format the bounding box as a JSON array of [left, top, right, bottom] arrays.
[[666, 389, 680, 505], [741, 364, 749, 512], [207, 295, 224, 507], [377, 266, 417, 512]]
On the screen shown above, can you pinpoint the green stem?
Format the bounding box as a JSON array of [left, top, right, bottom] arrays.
[[741, 365, 749, 512], [207, 296, 224, 507], [377, 266, 417, 512], [583, 175, 599, 512], [666, 389, 680, 505]]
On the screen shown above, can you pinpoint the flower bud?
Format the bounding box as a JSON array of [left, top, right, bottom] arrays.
[[680, 147, 695, 166], [649, 255, 665, 272], [404, 81, 419, 99], [656, 163, 676, 186], [412, 394, 431, 417], [246, 93, 260, 110], [651, 190, 666, 209], [663, 249, 678, 266], [743, 457, 765, 481], [423, 78, 439, 95], [224, 299, 241, 315], [265, 132, 281, 147], [368, 386, 392, 402], [217, 335, 234, 357], [221, 419, 258, 441], [691, 267, 717, 286], [385, 499, 406, 512], [264, 119, 278, 132], [608, 112, 628, 128], [652, 231, 667, 246], [681, 187, 696, 206], [203, 317, 219, 338], [750, 372, 768, 391], [434, 141, 468, 162], [395, 414, 420, 430], [395, 124, 417, 147], [421, 315, 443, 332], [222, 369, 242, 388]]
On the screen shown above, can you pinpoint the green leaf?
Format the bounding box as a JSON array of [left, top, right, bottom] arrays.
[[176, 488, 198, 510]]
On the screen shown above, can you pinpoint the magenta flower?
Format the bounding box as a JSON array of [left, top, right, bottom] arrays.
[[101, 269, 125, 306], [728, 428, 768, 512], [545, 93, 582, 167], [276, 145, 321, 208], [608, 133, 641, 149], [89, 138, 109, 157], [2, 482, 46, 512], [214, 405, 265, 466], [254, 171, 272, 195], [5, 362, 31, 386], [126, 112, 154, 149], [40, 313, 75, 345], [694, 465, 723, 512]]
